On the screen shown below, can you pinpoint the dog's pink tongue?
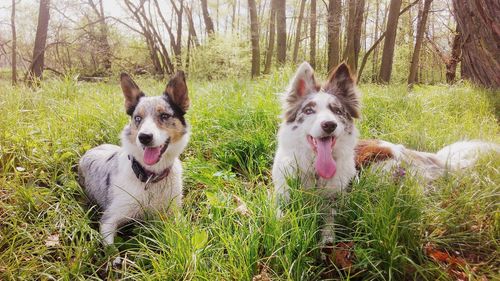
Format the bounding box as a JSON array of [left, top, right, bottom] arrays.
[[315, 138, 337, 179], [143, 147, 161, 165]]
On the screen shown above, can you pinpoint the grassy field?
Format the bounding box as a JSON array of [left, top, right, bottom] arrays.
[[0, 72, 499, 280]]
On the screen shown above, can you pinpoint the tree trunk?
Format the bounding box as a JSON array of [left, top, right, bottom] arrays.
[[28, 0, 50, 85], [452, 0, 500, 88], [327, 0, 341, 70], [264, 0, 276, 74], [276, 0, 286, 64], [343, 0, 357, 71], [292, 0, 306, 63], [186, 6, 199, 47], [353, 0, 365, 69], [171, 0, 184, 67], [248, 0, 260, 77], [378, 0, 402, 83], [446, 31, 461, 84], [11, 0, 17, 85], [201, 0, 215, 36], [87, 0, 112, 73], [371, 0, 381, 81], [309, 0, 317, 68], [408, 0, 432, 86], [359, 0, 417, 81]]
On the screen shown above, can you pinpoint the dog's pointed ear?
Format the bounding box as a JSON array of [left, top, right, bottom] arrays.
[[120, 73, 144, 116], [287, 62, 319, 102], [324, 63, 361, 119], [165, 71, 189, 113]]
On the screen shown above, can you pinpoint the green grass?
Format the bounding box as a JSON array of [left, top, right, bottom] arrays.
[[0, 73, 499, 280]]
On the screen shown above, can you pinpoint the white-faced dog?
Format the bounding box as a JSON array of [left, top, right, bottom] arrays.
[[273, 62, 360, 203], [78, 72, 190, 245]]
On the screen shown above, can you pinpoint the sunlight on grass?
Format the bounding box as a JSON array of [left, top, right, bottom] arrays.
[[0, 76, 498, 280]]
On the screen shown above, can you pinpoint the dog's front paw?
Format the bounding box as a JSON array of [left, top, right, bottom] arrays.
[[112, 256, 123, 268], [276, 208, 284, 219]]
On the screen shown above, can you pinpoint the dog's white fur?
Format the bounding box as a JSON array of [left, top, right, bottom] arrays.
[[273, 62, 359, 202], [369, 140, 500, 181], [79, 73, 189, 245]]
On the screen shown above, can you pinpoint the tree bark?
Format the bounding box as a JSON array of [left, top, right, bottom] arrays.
[[248, 0, 260, 77], [186, 6, 199, 47], [87, 0, 112, 73], [353, 0, 365, 69], [452, 0, 500, 88], [358, 0, 418, 81], [309, 0, 317, 68], [264, 0, 276, 74], [327, 0, 341, 70], [292, 0, 306, 63], [11, 0, 17, 85], [371, 0, 382, 81], [276, 0, 286, 64], [408, 0, 432, 86], [28, 0, 50, 85], [170, 0, 184, 67], [378, 0, 402, 83], [201, 0, 215, 36], [446, 31, 461, 84], [343, 0, 357, 71]]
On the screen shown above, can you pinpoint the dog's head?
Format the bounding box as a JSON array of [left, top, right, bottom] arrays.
[[120, 72, 189, 167], [283, 62, 361, 179]]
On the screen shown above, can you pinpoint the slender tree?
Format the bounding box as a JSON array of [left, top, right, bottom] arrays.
[[378, 0, 402, 83], [446, 31, 461, 84], [292, 0, 306, 63], [408, 0, 432, 86], [343, 0, 357, 70], [275, 0, 286, 64], [27, 0, 51, 85], [264, 0, 276, 74], [353, 0, 365, 69], [248, 0, 260, 77], [327, 0, 341, 70], [453, 0, 500, 88], [11, 0, 17, 85], [201, 0, 215, 36], [87, 0, 112, 72], [309, 0, 317, 68]]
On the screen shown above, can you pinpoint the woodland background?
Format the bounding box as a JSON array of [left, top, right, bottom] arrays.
[[0, 0, 498, 87], [0, 1, 499, 280]]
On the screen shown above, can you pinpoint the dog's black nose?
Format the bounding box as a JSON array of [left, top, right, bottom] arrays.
[[321, 121, 337, 134], [138, 133, 153, 145]]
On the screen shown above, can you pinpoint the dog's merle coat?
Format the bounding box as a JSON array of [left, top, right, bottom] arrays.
[[273, 62, 361, 202], [272, 62, 361, 246], [78, 72, 190, 245]]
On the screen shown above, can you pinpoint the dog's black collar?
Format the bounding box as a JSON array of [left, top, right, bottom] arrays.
[[129, 155, 171, 185]]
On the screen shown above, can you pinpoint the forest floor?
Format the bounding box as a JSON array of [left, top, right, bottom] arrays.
[[0, 73, 499, 280]]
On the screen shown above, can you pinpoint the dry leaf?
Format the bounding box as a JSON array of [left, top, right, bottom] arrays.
[[252, 263, 271, 281], [233, 195, 250, 216], [45, 233, 60, 247], [334, 242, 355, 270], [424, 243, 468, 281], [424, 243, 465, 266]]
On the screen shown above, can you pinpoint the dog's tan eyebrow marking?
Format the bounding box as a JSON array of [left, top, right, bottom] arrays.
[[303, 101, 316, 108], [155, 104, 168, 114], [328, 103, 342, 112], [136, 107, 145, 117]]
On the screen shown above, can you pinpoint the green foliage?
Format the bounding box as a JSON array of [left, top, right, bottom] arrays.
[[0, 74, 499, 280], [188, 35, 252, 80]]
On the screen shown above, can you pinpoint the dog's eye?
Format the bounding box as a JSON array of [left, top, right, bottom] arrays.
[[160, 113, 171, 122], [304, 108, 314, 115], [134, 116, 142, 124], [334, 108, 342, 115]]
